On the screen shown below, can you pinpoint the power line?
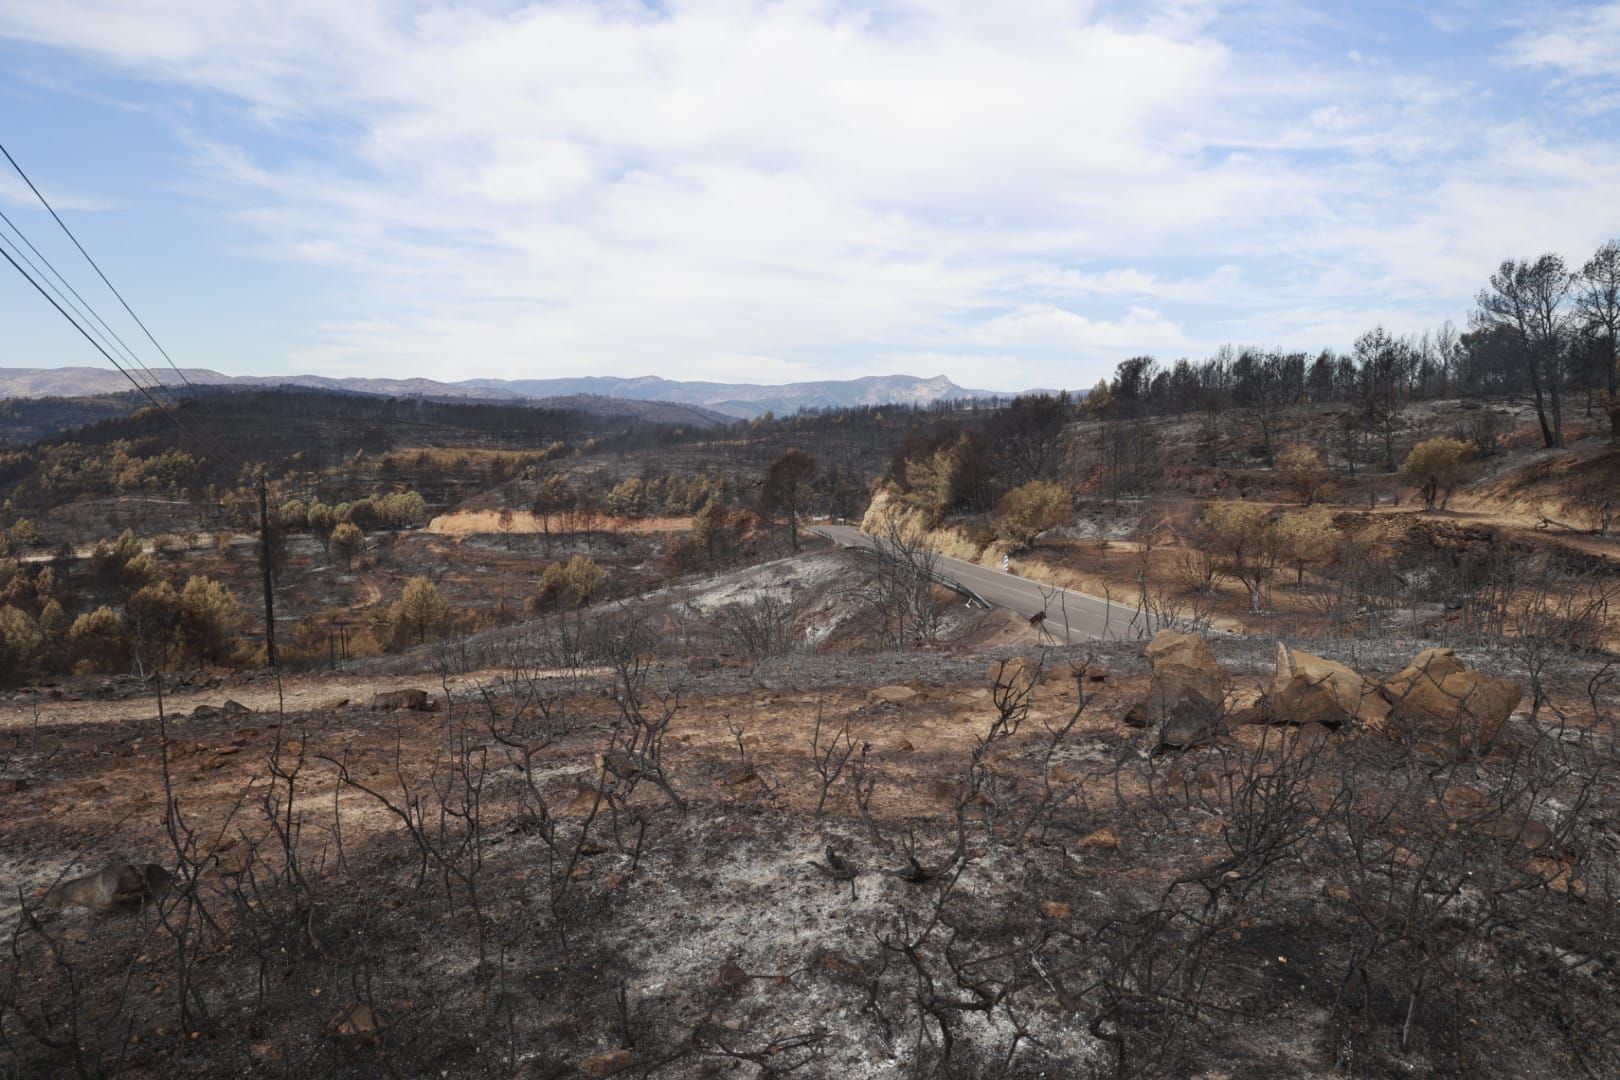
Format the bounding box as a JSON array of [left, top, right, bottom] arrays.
[[0, 241, 245, 473], [0, 207, 172, 400], [0, 140, 198, 393], [0, 147, 285, 668]]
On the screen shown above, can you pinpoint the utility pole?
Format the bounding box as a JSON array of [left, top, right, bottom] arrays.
[[258, 474, 277, 668]]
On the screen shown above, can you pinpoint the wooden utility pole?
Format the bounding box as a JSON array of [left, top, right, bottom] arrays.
[[258, 474, 277, 668]]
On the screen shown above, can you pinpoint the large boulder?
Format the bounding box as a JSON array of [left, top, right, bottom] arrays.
[[869, 685, 918, 706], [1136, 630, 1229, 726], [1381, 647, 1521, 754], [1268, 644, 1390, 729]]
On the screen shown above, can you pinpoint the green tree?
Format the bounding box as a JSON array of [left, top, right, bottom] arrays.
[[994, 480, 1071, 552], [1401, 437, 1472, 510], [693, 495, 724, 560], [37, 598, 69, 641], [1273, 505, 1340, 586], [530, 556, 606, 613], [0, 605, 42, 685], [67, 606, 130, 674], [178, 575, 245, 666], [127, 580, 180, 671], [331, 522, 364, 570], [307, 500, 337, 550], [1202, 501, 1281, 612], [391, 576, 448, 646], [604, 477, 646, 518]]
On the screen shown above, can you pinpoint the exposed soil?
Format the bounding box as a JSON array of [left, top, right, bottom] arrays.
[[428, 511, 696, 536]]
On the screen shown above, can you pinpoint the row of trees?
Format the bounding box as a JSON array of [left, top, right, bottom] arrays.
[[1084, 241, 1620, 451]]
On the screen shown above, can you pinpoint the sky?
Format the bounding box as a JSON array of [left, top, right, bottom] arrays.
[[3, 1, 1620, 392]]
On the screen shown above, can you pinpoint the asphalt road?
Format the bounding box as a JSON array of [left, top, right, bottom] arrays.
[[813, 524, 1129, 642]]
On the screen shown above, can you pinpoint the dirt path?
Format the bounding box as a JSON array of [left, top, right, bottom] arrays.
[[0, 668, 571, 730]]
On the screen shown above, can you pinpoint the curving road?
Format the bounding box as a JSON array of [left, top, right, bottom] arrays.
[[813, 524, 1130, 642]]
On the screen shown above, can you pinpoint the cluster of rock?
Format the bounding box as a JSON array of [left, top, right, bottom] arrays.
[[1134, 630, 1523, 757]]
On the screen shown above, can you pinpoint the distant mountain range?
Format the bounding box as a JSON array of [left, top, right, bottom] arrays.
[[0, 367, 1009, 419]]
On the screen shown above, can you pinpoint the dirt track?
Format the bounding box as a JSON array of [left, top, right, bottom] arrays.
[[0, 669, 552, 730]]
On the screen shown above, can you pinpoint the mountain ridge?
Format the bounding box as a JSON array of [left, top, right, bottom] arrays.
[[0, 367, 1015, 418]]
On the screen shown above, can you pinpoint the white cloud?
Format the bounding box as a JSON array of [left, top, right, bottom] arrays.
[[1507, 2, 1620, 79], [973, 304, 1193, 351], [3, 1, 1620, 384]]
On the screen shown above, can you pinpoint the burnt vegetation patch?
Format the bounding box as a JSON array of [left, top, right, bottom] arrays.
[[2, 635, 1618, 1078]]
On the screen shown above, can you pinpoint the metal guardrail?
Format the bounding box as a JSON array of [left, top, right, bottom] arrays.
[[810, 527, 992, 611]]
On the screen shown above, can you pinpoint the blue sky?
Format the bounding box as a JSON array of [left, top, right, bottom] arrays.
[[3, 1, 1620, 392]]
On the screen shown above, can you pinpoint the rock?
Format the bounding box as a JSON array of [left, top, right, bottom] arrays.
[[688, 656, 721, 673], [1146, 629, 1230, 704], [248, 1040, 284, 1063], [1049, 763, 1080, 784], [43, 864, 171, 911], [580, 1049, 634, 1077], [1122, 700, 1153, 728], [819, 951, 863, 978], [327, 1002, 387, 1041], [320, 697, 350, 710], [714, 960, 751, 992], [1441, 784, 1490, 813], [1381, 648, 1522, 754], [990, 656, 1040, 695], [220, 699, 250, 717], [869, 685, 918, 705], [1134, 630, 1230, 728], [191, 704, 221, 721], [1286, 722, 1332, 753], [1482, 814, 1555, 850], [599, 750, 640, 780], [1040, 899, 1072, 919], [1076, 826, 1120, 851], [1156, 692, 1222, 752], [1226, 704, 1268, 727], [1267, 646, 1389, 729], [0, 777, 29, 795], [369, 688, 431, 711], [1530, 854, 1586, 897]]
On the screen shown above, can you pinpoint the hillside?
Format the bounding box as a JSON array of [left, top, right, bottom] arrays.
[[0, 384, 1615, 1080]]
